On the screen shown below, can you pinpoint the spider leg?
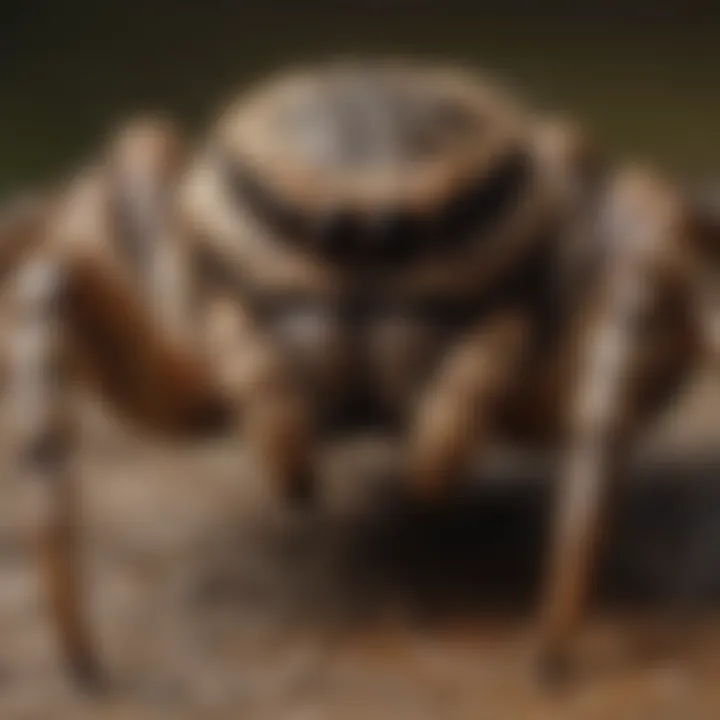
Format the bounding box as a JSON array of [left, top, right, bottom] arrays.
[[7, 222, 234, 686], [106, 118, 318, 501], [9, 172, 322, 684], [104, 116, 201, 339], [537, 168, 700, 682], [11, 251, 103, 688], [407, 311, 531, 501]]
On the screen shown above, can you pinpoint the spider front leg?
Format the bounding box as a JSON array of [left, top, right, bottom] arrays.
[[11, 250, 102, 687], [11, 226, 320, 685], [8, 238, 235, 686], [537, 168, 699, 681], [106, 121, 317, 503], [213, 314, 317, 504], [407, 311, 531, 501], [103, 116, 200, 339]]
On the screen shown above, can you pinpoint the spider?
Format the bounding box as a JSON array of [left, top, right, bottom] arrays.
[[2, 59, 718, 689]]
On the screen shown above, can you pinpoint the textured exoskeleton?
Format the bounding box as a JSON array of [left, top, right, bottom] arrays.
[[2, 60, 719, 687]]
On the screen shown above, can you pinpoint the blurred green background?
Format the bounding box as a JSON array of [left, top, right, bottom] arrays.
[[0, 1, 718, 194]]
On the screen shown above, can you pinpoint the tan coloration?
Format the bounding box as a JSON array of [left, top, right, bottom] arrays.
[[105, 115, 186, 185], [387, 176, 551, 299], [7, 202, 231, 685], [37, 468, 101, 688], [0, 193, 56, 391], [63, 250, 229, 436], [187, 121, 551, 307], [533, 117, 601, 195], [2, 112, 323, 680], [9, 252, 100, 686], [408, 312, 531, 500], [103, 117, 197, 338], [63, 236, 313, 502], [179, 154, 343, 299], [243, 377, 316, 502], [3, 61, 720, 689], [215, 61, 529, 216], [1, 123, 226, 683], [201, 297, 317, 500], [537, 167, 703, 674]]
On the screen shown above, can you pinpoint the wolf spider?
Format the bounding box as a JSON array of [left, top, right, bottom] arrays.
[[1, 60, 719, 688]]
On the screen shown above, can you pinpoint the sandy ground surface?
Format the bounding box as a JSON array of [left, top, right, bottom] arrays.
[[2, 370, 720, 719]]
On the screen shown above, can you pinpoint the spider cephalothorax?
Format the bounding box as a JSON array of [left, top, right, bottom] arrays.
[[2, 58, 718, 689], [177, 62, 574, 434], [213, 63, 533, 265]]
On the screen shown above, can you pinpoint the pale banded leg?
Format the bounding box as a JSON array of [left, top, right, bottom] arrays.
[[0, 193, 54, 395], [10, 252, 101, 686], [537, 169, 693, 679], [104, 117, 201, 343], [212, 317, 317, 504], [11, 239, 320, 685], [8, 243, 235, 687], [407, 312, 530, 501]]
